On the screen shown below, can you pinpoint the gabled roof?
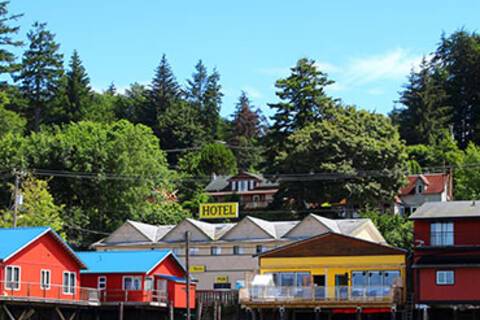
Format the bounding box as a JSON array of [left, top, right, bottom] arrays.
[[410, 201, 480, 220], [205, 172, 279, 192], [282, 214, 369, 239], [0, 226, 86, 268], [127, 220, 161, 242], [399, 173, 450, 197], [77, 249, 183, 274], [258, 232, 406, 258]]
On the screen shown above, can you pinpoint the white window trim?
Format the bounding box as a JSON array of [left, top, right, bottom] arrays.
[[211, 246, 221, 256], [122, 276, 142, 291], [98, 276, 107, 290], [62, 271, 76, 295], [5, 265, 21, 291], [436, 270, 454, 285], [233, 246, 244, 255], [144, 276, 154, 291], [40, 269, 51, 290]]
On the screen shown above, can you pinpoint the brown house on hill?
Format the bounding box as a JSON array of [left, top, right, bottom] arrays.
[[394, 172, 453, 215], [205, 171, 278, 210]]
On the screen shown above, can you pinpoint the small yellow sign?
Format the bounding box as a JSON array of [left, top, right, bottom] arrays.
[[199, 203, 239, 219], [189, 265, 206, 273], [215, 275, 229, 284]]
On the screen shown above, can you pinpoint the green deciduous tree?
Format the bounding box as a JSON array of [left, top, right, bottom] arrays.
[[276, 106, 407, 208], [15, 22, 63, 131], [360, 210, 412, 249], [0, 1, 23, 82], [0, 176, 65, 237], [0, 91, 25, 137]]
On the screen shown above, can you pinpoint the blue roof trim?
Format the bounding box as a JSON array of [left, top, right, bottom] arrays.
[[0, 226, 86, 269], [77, 250, 176, 274], [0, 226, 50, 261]]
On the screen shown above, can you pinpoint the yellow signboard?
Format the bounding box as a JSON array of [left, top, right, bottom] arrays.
[[189, 265, 206, 273], [199, 202, 239, 219], [215, 275, 229, 284]]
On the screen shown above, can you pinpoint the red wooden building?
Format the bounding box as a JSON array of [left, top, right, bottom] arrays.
[[77, 250, 195, 309], [411, 201, 480, 310], [0, 226, 88, 302]]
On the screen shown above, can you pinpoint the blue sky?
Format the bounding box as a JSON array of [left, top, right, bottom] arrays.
[[9, 1, 480, 118]]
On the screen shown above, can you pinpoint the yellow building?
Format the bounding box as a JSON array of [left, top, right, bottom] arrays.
[[241, 232, 407, 316]]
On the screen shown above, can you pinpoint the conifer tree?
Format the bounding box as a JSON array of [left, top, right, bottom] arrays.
[[230, 91, 264, 170], [15, 22, 63, 131], [186, 60, 208, 107], [266, 58, 335, 165], [146, 54, 181, 134], [0, 1, 23, 81], [203, 69, 223, 138], [64, 50, 92, 122]]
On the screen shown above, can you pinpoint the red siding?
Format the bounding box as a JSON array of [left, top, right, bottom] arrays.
[[0, 232, 82, 301], [414, 219, 480, 246], [80, 254, 195, 308], [417, 268, 480, 302]]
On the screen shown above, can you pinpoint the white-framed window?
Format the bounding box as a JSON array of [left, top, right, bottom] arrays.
[[436, 270, 454, 285], [63, 271, 76, 295], [431, 222, 454, 246], [144, 276, 153, 291], [98, 276, 107, 290], [211, 246, 221, 256], [256, 245, 266, 254], [189, 247, 199, 256], [417, 184, 424, 194], [5, 265, 20, 290], [233, 246, 244, 255], [123, 276, 142, 290], [40, 269, 51, 290], [238, 180, 249, 192]]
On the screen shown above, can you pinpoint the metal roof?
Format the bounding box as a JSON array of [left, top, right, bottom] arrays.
[[0, 226, 86, 268], [410, 201, 480, 219], [77, 249, 177, 274]]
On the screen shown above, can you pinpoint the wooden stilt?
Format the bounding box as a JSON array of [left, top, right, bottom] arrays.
[[118, 302, 124, 320], [422, 307, 428, 320], [169, 303, 174, 320], [2, 306, 16, 320], [197, 302, 203, 320], [356, 308, 362, 320]]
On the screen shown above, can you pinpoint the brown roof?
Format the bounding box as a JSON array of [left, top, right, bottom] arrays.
[[398, 173, 450, 197], [258, 232, 406, 258]]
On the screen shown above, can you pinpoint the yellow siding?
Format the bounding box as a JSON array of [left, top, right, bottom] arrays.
[[259, 255, 406, 297]]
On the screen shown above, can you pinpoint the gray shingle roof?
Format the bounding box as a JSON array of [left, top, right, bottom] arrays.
[[410, 201, 480, 219], [205, 175, 230, 192], [128, 220, 161, 242]]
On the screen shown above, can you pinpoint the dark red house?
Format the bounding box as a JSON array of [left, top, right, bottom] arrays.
[[77, 250, 195, 309], [0, 227, 87, 302], [411, 201, 480, 309]]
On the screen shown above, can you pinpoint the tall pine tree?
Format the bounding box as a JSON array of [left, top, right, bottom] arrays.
[[230, 91, 264, 170], [64, 50, 92, 122], [146, 54, 181, 135], [186, 61, 223, 140], [392, 58, 451, 145], [0, 1, 23, 81], [266, 58, 335, 166], [15, 22, 63, 131]]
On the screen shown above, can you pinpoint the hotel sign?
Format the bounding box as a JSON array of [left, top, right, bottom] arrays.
[[189, 265, 206, 273], [199, 202, 239, 219]]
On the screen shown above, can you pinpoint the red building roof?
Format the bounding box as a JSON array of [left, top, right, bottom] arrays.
[[399, 173, 451, 197]]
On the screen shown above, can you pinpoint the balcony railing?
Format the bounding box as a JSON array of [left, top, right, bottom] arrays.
[[0, 280, 100, 304], [240, 286, 402, 305], [99, 289, 168, 304]]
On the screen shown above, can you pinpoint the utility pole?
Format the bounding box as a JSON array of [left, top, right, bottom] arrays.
[[185, 231, 191, 320], [12, 170, 22, 228]]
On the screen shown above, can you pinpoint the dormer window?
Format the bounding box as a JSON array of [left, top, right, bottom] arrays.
[[417, 184, 424, 194]]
